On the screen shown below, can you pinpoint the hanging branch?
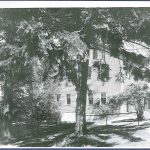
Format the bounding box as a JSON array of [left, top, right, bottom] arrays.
[[115, 59, 125, 83], [95, 28, 110, 83], [102, 27, 108, 64], [96, 43, 150, 71]]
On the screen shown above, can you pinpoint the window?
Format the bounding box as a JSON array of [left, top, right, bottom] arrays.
[[97, 67, 101, 80], [148, 100, 150, 109], [56, 94, 61, 101], [144, 99, 146, 110], [101, 92, 106, 104], [88, 67, 92, 79], [127, 102, 129, 112], [97, 64, 109, 81], [93, 50, 98, 59], [88, 92, 93, 105], [67, 94, 71, 104]]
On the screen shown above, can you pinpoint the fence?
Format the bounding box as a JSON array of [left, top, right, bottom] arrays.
[[86, 112, 141, 125]]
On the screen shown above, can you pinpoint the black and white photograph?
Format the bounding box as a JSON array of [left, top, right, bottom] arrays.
[[0, 4, 150, 147]]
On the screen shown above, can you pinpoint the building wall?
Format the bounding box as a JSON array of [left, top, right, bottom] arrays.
[[57, 49, 123, 119], [88, 49, 123, 97]]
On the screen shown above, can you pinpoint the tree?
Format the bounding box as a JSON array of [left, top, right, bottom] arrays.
[[125, 82, 149, 121], [0, 15, 60, 124], [0, 8, 150, 137], [37, 8, 150, 135], [109, 82, 150, 121]]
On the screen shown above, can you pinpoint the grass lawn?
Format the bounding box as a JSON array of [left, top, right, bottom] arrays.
[[1, 118, 150, 147]]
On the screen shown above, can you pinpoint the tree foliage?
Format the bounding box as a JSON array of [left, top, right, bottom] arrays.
[[0, 8, 149, 83], [0, 8, 150, 135], [109, 82, 150, 121]]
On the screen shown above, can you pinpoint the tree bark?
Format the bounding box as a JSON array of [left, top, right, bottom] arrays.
[[136, 100, 144, 121], [75, 60, 88, 136], [2, 77, 13, 139], [137, 110, 144, 121], [4, 76, 13, 122]]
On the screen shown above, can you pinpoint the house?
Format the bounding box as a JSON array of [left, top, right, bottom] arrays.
[[57, 49, 126, 122], [119, 41, 150, 113], [0, 49, 129, 121], [0, 41, 149, 122], [56, 41, 150, 122]]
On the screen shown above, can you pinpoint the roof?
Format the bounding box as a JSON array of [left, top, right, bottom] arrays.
[[123, 40, 150, 58]]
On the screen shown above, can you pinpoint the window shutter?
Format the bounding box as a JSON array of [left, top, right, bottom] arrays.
[[67, 94, 71, 104], [88, 92, 93, 104], [101, 92, 106, 104]]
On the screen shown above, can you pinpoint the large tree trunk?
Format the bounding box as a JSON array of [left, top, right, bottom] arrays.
[[2, 77, 13, 140], [75, 60, 88, 136], [136, 100, 144, 121], [137, 109, 144, 121], [4, 76, 13, 122]]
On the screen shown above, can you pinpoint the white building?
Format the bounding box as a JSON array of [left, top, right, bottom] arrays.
[[56, 49, 126, 121], [56, 42, 150, 122], [0, 41, 149, 122]]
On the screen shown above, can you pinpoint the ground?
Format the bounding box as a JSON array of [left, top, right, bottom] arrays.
[[1, 112, 150, 147]]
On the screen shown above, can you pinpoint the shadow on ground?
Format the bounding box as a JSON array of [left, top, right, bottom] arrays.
[[1, 119, 150, 147]]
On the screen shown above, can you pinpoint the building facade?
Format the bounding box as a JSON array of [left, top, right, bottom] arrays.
[[56, 49, 126, 121], [0, 44, 149, 122]]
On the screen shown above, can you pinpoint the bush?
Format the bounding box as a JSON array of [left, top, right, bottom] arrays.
[[92, 101, 113, 119], [108, 82, 150, 121]]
